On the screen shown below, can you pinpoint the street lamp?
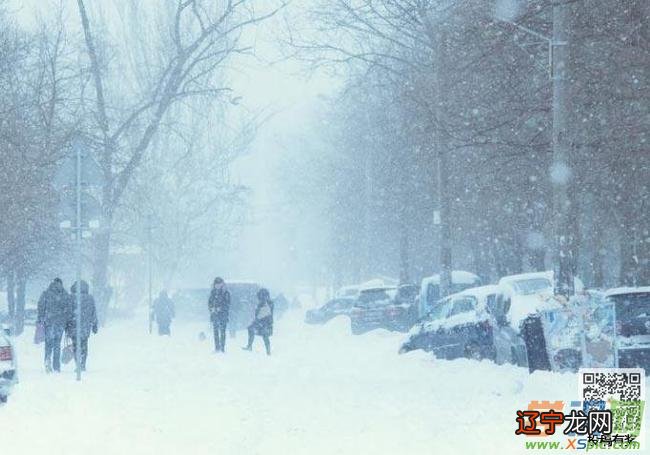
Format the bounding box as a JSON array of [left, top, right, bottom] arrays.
[[55, 136, 102, 381], [495, 4, 574, 298]]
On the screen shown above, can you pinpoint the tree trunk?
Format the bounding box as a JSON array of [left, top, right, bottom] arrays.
[[619, 217, 639, 286], [551, 1, 575, 298], [591, 223, 605, 288], [529, 248, 546, 272], [14, 271, 26, 336], [93, 229, 112, 325], [6, 272, 15, 320], [438, 148, 452, 297], [399, 220, 410, 285]]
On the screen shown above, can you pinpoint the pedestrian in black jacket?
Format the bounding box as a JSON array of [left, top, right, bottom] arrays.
[[153, 290, 175, 336], [208, 277, 230, 353], [66, 280, 98, 372], [37, 278, 72, 373], [243, 288, 274, 355]]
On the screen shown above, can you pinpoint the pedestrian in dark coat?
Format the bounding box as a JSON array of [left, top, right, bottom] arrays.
[[153, 290, 175, 336], [243, 288, 274, 356], [66, 280, 98, 372], [37, 278, 72, 373], [208, 277, 230, 353]]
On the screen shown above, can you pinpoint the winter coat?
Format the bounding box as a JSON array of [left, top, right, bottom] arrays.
[[66, 281, 98, 340], [208, 288, 231, 322], [153, 295, 175, 324], [37, 282, 72, 330], [253, 299, 274, 337]]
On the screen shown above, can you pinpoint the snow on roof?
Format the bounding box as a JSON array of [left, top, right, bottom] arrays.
[[498, 271, 553, 286], [421, 270, 480, 287], [359, 279, 397, 292], [337, 285, 359, 293], [605, 287, 650, 297], [508, 294, 563, 331], [446, 284, 502, 304], [423, 310, 490, 333]]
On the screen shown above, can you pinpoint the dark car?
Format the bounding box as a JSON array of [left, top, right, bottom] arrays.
[[349, 285, 415, 335], [172, 282, 264, 335], [606, 287, 650, 372], [399, 285, 528, 367], [305, 297, 356, 325], [0, 325, 18, 403]]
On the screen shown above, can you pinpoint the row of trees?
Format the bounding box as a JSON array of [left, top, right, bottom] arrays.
[[1, 0, 283, 330], [283, 0, 649, 291]]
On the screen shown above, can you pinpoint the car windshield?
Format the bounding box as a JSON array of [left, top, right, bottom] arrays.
[[427, 301, 450, 320], [397, 285, 418, 302], [511, 278, 552, 295], [358, 289, 395, 306]]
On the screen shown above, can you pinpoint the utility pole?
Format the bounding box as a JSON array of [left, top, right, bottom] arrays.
[[433, 27, 452, 298], [495, 4, 574, 298], [74, 139, 83, 382], [551, 2, 574, 298], [55, 135, 101, 382], [147, 214, 153, 334]]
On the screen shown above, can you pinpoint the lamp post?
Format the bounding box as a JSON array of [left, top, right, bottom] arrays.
[[496, 3, 573, 298], [56, 136, 102, 381], [74, 138, 82, 382], [147, 213, 153, 334]]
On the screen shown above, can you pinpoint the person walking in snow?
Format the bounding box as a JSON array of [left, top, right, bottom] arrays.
[[65, 280, 98, 372], [242, 288, 274, 356], [152, 290, 175, 336], [37, 278, 72, 373], [208, 277, 230, 353]]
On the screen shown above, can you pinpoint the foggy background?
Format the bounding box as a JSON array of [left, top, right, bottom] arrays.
[[1, 0, 648, 330]]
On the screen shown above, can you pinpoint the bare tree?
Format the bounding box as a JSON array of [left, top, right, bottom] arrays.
[[74, 0, 286, 320]]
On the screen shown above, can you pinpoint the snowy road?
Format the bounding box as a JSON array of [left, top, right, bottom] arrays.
[[2, 311, 579, 454]]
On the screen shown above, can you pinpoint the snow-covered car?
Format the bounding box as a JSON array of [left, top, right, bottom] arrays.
[[305, 297, 356, 325], [498, 270, 584, 300], [416, 271, 481, 319], [0, 325, 18, 404], [399, 285, 528, 367], [606, 287, 650, 372], [335, 285, 360, 299], [497, 271, 585, 372], [349, 285, 414, 334]]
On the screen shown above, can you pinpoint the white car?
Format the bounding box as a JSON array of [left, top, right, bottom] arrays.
[[0, 325, 18, 403]]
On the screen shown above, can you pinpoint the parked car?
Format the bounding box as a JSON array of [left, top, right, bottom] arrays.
[[497, 271, 589, 372], [305, 297, 356, 325], [606, 287, 650, 372], [350, 285, 415, 334], [172, 288, 212, 321], [416, 271, 482, 319], [335, 285, 360, 299], [0, 325, 18, 404], [173, 281, 266, 333], [400, 285, 528, 368]]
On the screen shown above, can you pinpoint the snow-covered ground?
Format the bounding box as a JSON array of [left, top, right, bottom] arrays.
[[1, 311, 596, 454]]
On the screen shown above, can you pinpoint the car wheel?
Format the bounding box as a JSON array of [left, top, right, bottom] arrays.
[[464, 343, 482, 361], [0, 395, 7, 404]]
